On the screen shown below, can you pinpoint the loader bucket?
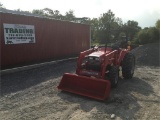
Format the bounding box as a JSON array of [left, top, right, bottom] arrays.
[[58, 73, 111, 100]]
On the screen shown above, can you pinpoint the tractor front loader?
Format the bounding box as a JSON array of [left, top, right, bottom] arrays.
[[58, 45, 135, 100]]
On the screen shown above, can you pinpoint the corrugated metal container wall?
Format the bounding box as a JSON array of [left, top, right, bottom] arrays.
[[0, 13, 90, 69]]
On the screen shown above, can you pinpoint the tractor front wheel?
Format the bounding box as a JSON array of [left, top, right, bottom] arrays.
[[109, 66, 119, 87], [122, 52, 135, 79]]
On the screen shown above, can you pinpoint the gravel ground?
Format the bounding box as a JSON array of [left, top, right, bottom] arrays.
[[131, 42, 160, 66], [0, 43, 160, 120]]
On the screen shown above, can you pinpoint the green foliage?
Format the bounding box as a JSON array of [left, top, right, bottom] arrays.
[[138, 29, 149, 44], [64, 10, 75, 21], [0, 2, 3, 7], [137, 27, 159, 44], [91, 41, 101, 46], [122, 20, 141, 41], [90, 10, 124, 44], [0, 2, 5, 8], [118, 32, 126, 39], [32, 9, 44, 15], [42, 9, 64, 20], [156, 19, 160, 29], [90, 10, 141, 45], [90, 18, 99, 42], [31, 8, 90, 23], [14, 9, 30, 13]]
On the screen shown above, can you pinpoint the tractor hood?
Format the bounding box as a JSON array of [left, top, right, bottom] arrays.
[[88, 47, 112, 57], [88, 51, 105, 57]]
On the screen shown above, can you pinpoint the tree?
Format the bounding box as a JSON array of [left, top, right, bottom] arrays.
[[64, 10, 75, 21], [74, 17, 91, 24], [156, 19, 160, 29], [32, 9, 44, 15], [0, 2, 5, 8], [89, 10, 141, 44], [42, 8, 54, 16], [148, 27, 159, 43], [138, 28, 150, 44], [137, 27, 159, 44], [52, 10, 64, 20], [90, 18, 99, 42], [122, 20, 141, 41], [14, 9, 30, 13], [97, 10, 120, 44]]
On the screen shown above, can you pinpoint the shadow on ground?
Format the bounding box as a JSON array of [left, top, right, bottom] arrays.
[[0, 60, 76, 96]]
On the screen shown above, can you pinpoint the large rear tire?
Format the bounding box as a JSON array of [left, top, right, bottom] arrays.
[[109, 66, 119, 87], [122, 52, 135, 79]]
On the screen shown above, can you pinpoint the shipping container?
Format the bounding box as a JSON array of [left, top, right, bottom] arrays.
[[0, 12, 90, 69]]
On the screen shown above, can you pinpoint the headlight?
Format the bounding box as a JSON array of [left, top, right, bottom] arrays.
[[88, 57, 100, 61], [95, 57, 100, 61]]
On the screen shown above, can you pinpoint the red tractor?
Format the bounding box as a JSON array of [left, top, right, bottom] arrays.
[[58, 43, 135, 100]]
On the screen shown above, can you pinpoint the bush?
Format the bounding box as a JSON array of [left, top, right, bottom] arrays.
[[137, 27, 159, 44]]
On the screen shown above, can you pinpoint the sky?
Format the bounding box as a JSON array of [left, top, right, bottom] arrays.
[[0, 0, 160, 28]]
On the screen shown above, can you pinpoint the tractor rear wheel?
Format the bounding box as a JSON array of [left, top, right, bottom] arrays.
[[109, 66, 119, 87], [122, 52, 135, 79]]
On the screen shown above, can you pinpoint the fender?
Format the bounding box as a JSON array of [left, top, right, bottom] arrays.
[[117, 49, 129, 66]]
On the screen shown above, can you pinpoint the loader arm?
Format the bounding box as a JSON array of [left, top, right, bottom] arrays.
[[101, 50, 118, 79], [76, 48, 96, 74]]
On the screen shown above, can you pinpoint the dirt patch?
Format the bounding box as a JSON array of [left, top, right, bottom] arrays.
[[0, 43, 160, 120]]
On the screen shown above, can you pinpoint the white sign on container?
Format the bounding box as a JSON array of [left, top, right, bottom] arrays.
[[3, 23, 36, 44]]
